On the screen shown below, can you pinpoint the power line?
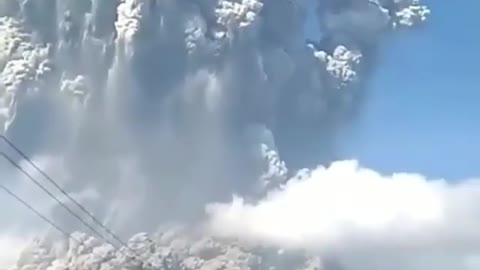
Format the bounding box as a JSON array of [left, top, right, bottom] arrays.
[[0, 135, 130, 248], [0, 151, 154, 267], [0, 182, 126, 263], [0, 140, 151, 266], [0, 152, 120, 249], [0, 182, 81, 244]]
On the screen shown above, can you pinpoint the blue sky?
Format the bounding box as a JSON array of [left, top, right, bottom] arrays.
[[307, 0, 480, 180]]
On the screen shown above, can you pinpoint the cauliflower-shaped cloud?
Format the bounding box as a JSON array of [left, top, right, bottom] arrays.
[[7, 229, 325, 270], [0, 0, 432, 269]]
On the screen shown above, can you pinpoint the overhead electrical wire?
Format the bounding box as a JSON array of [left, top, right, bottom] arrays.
[[0, 151, 119, 249], [0, 178, 121, 262], [0, 181, 82, 244], [0, 139, 153, 266], [0, 135, 131, 248]]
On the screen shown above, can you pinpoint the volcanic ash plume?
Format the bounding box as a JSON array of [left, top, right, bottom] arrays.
[[207, 161, 480, 270], [0, 0, 430, 230], [0, 0, 439, 269]]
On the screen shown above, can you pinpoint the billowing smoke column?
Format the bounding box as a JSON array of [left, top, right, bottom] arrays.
[[0, 0, 435, 269], [207, 161, 480, 270]]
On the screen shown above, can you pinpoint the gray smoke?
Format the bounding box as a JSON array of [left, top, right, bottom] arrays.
[[0, 0, 431, 269]]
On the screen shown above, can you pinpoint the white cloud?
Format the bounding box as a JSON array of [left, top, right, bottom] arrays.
[[0, 235, 29, 270], [207, 160, 480, 270]]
